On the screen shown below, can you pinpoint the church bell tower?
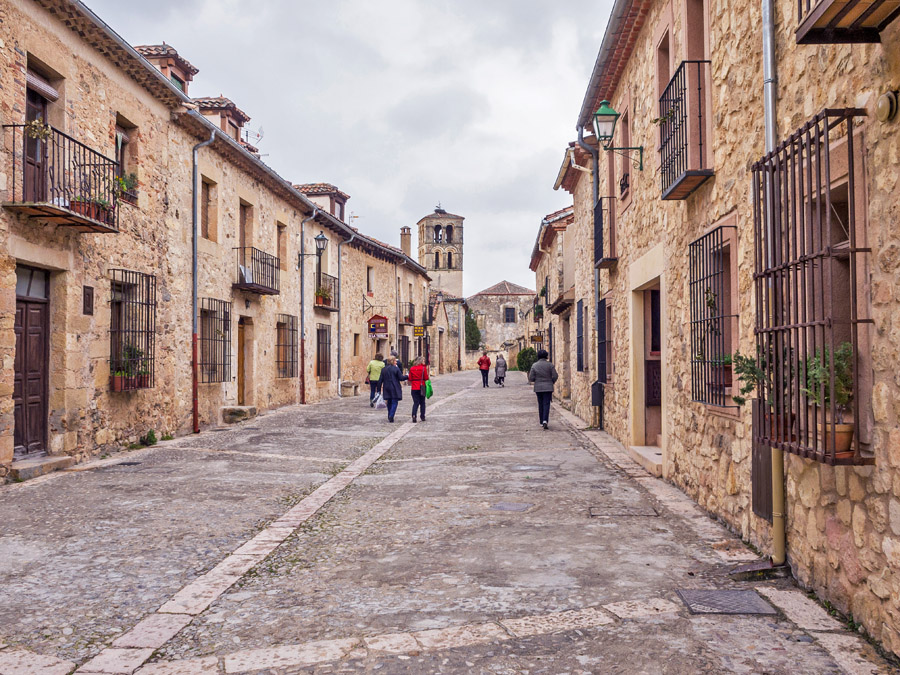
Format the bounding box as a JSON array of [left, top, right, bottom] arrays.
[[417, 205, 464, 298]]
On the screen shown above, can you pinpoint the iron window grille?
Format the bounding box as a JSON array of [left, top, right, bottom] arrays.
[[276, 314, 298, 378], [504, 307, 517, 323], [576, 299, 585, 372], [199, 298, 232, 383], [316, 323, 332, 381], [689, 225, 738, 407], [658, 60, 714, 200], [751, 108, 871, 465], [399, 302, 416, 325], [315, 272, 339, 310], [109, 269, 156, 392]]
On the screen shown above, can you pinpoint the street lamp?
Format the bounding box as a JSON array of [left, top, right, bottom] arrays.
[[592, 99, 643, 171], [298, 230, 329, 269]]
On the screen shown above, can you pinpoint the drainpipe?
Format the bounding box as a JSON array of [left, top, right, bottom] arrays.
[[762, 0, 785, 568], [299, 207, 319, 404], [577, 125, 602, 429], [336, 232, 358, 395], [192, 129, 216, 433]]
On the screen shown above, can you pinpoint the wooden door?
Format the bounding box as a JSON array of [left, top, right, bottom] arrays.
[[24, 88, 48, 203], [237, 319, 246, 406], [13, 269, 50, 458]]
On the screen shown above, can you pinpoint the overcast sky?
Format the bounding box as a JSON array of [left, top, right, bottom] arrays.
[[87, 0, 612, 296]]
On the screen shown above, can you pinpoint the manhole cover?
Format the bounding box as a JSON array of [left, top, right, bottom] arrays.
[[491, 502, 533, 512], [676, 589, 777, 615], [589, 505, 658, 517], [510, 465, 556, 472]]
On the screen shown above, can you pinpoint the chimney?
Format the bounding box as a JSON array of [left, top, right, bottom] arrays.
[[400, 226, 412, 257]]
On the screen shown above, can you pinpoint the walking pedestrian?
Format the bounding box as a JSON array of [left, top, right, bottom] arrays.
[[391, 348, 404, 373], [380, 355, 408, 423], [408, 356, 429, 423], [495, 354, 507, 387], [528, 349, 558, 430], [366, 352, 385, 407], [477, 351, 491, 388]]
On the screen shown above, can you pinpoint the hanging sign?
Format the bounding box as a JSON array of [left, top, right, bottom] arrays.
[[530, 334, 544, 343], [413, 326, 425, 337], [368, 315, 389, 335]]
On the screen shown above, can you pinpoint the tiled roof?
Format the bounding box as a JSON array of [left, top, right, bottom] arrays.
[[294, 183, 350, 200], [134, 43, 199, 75], [471, 280, 536, 297], [543, 205, 574, 222], [418, 209, 465, 222], [193, 96, 251, 124]]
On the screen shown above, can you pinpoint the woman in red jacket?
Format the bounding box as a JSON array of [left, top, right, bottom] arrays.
[[477, 352, 491, 388], [408, 356, 429, 423]]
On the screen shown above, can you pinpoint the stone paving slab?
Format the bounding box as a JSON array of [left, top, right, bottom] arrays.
[[112, 614, 193, 650], [78, 647, 155, 673], [222, 638, 359, 673], [0, 649, 75, 675]]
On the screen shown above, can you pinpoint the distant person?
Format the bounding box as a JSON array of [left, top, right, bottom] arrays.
[[380, 355, 408, 423], [391, 348, 404, 373], [528, 349, 558, 430], [495, 354, 507, 387], [477, 351, 491, 388], [408, 355, 429, 423], [366, 352, 385, 407]]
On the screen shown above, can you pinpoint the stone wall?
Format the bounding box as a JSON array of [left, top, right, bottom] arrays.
[[466, 291, 533, 366], [556, 0, 900, 656]]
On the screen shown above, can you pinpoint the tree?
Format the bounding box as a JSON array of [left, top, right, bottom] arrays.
[[465, 310, 481, 351]]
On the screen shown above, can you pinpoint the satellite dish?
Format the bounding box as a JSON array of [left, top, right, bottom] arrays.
[[242, 126, 264, 144]]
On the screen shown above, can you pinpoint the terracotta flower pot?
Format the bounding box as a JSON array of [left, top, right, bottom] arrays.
[[111, 375, 125, 392], [817, 422, 855, 457], [71, 200, 98, 220]]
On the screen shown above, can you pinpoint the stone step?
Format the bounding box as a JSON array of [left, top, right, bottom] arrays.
[[221, 406, 258, 424], [10, 455, 76, 481], [626, 445, 663, 477]]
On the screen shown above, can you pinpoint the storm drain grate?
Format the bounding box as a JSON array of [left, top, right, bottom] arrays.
[[676, 589, 777, 615], [588, 505, 658, 517], [492, 502, 533, 512]]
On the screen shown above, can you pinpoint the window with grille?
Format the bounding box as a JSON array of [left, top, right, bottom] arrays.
[[597, 298, 613, 383], [199, 298, 231, 383], [576, 300, 584, 372], [316, 323, 332, 381], [594, 197, 617, 269], [751, 108, 871, 465], [400, 335, 410, 369], [504, 307, 516, 323], [276, 314, 298, 378], [689, 224, 738, 407], [109, 269, 156, 391]]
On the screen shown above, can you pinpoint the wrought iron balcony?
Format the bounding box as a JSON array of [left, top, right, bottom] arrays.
[[3, 123, 119, 232], [659, 60, 714, 201], [399, 302, 416, 326], [797, 0, 900, 43], [314, 272, 340, 311], [233, 247, 280, 295], [422, 304, 435, 326]]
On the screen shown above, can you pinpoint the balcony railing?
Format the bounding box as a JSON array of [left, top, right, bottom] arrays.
[[797, 0, 900, 43], [233, 247, 280, 295], [422, 304, 435, 325], [659, 60, 714, 201], [399, 302, 416, 326], [3, 123, 119, 232], [314, 272, 340, 311]]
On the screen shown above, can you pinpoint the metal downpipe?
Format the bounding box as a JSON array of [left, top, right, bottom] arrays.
[[762, 0, 785, 567], [336, 233, 358, 395], [192, 130, 216, 433], [299, 207, 319, 404]]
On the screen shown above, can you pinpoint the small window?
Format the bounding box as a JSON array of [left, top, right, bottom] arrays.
[[447, 251, 454, 269], [446, 225, 454, 243], [239, 202, 252, 250], [366, 266, 374, 293], [200, 298, 232, 383], [170, 73, 185, 91], [353, 333, 360, 357], [276, 314, 298, 378], [201, 178, 218, 241], [115, 116, 138, 206], [277, 222, 287, 270], [109, 269, 157, 391], [649, 289, 660, 354], [335, 201, 344, 221], [433, 225, 443, 243], [504, 307, 516, 323], [598, 299, 613, 383], [316, 323, 332, 381], [619, 108, 631, 198], [434, 251, 441, 269]]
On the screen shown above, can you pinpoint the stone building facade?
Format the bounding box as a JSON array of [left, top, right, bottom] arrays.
[[0, 0, 429, 479], [544, 0, 900, 656], [465, 281, 534, 368]]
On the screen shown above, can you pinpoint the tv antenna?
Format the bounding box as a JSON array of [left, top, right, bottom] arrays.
[[241, 125, 264, 145]]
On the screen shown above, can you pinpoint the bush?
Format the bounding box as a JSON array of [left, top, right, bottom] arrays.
[[140, 429, 157, 446], [517, 347, 538, 374]]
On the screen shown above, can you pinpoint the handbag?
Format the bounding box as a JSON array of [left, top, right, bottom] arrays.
[[494, 376, 500, 384], [425, 379, 433, 399]]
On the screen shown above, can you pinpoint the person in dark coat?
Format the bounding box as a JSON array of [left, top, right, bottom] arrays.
[[527, 349, 558, 430], [380, 355, 408, 423], [495, 354, 507, 387]]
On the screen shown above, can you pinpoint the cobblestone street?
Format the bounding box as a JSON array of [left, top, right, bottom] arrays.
[[0, 371, 893, 674]]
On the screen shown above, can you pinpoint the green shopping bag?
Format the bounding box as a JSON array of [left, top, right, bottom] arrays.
[[425, 379, 433, 399]]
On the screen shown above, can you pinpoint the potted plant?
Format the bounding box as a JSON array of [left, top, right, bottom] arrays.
[[122, 344, 144, 389], [136, 360, 151, 388], [116, 172, 139, 204], [732, 346, 797, 442], [709, 353, 733, 390], [111, 370, 127, 392], [315, 286, 332, 306], [802, 342, 855, 457], [24, 119, 52, 140], [70, 195, 99, 220]]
